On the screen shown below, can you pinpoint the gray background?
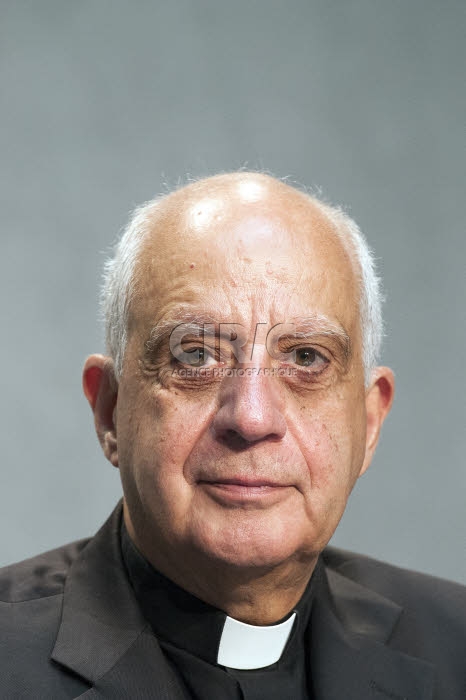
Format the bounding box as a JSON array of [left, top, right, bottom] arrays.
[[1, 1, 465, 583]]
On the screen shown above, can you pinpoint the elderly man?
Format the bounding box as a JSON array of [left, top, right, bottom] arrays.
[[1, 173, 465, 699]]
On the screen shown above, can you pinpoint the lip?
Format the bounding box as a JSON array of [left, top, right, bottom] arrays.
[[198, 478, 292, 505], [202, 477, 285, 487]]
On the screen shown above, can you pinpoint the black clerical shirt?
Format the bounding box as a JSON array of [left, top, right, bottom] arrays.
[[121, 522, 317, 699]]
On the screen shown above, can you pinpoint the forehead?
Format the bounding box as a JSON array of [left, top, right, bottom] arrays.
[[131, 175, 360, 335]]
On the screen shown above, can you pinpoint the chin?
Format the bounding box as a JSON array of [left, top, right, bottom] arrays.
[[218, 548, 295, 570], [192, 516, 309, 571]]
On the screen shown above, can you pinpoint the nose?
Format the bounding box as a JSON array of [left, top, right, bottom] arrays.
[[212, 368, 287, 446]]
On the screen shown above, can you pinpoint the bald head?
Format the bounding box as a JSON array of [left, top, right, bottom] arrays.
[[136, 173, 347, 252], [102, 172, 382, 381]]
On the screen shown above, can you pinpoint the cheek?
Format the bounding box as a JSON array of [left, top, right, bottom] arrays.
[[297, 420, 345, 487], [290, 415, 364, 552], [294, 404, 367, 503], [116, 385, 214, 504]]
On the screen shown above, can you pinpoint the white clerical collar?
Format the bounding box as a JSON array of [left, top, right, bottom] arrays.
[[217, 611, 297, 670]]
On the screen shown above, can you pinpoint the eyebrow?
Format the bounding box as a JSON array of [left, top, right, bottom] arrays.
[[144, 312, 218, 355], [144, 312, 351, 361], [282, 315, 352, 362]]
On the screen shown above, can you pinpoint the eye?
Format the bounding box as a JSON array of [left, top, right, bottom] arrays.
[[184, 347, 205, 366], [182, 346, 216, 367], [295, 347, 327, 368]]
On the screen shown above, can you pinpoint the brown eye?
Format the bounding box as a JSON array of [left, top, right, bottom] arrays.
[[295, 348, 318, 366], [184, 347, 206, 366]]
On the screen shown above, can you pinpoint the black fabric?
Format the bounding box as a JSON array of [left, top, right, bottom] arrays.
[[0, 502, 465, 699], [121, 520, 316, 699]]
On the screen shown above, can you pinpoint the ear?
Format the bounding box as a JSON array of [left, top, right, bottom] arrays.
[[82, 354, 119, 467], [359, 367, 395, 477]]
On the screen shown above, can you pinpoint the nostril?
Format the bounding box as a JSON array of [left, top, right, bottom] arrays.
[[217, 429, 256, 451]]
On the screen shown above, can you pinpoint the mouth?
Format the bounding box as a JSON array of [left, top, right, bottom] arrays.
[[198, 477, 292, 506]]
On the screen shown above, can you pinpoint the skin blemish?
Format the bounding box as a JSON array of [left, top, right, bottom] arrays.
[[190, 263, 195, 269]]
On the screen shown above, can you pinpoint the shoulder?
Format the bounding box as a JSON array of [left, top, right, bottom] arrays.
[[0, 538, 92, 697], [0, 538, 91, 648], [322, 545, 466, 610], [322, 546, 466, 653], [321, 548, 466, 697], [0, 537, 90, 603]]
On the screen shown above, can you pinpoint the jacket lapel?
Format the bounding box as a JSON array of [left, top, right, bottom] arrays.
[[310, 565, 435, 700], [51, 503, 190, 699], [72, 631, 191, 699]]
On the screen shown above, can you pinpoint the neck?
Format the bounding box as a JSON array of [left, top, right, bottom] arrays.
[[203, 565, 317, 625], [124, 509, 317, 625]]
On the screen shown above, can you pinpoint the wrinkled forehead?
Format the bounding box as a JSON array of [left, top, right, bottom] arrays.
[[130, 176, 360, 334]]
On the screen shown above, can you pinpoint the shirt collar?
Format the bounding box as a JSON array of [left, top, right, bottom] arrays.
[[121, 520, 319, 670]]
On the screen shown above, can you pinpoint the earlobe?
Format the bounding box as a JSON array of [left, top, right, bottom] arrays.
[[82, 354, 119, 467], [359, 367, 395, 476]]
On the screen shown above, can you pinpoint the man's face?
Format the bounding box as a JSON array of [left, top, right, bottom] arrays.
[[96, 176, 391, 575]]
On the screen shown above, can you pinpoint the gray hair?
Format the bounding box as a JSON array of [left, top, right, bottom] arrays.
[[101, 197, 164, 377], [101, 181, 383, 384], [316, 201, 384, 382]]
